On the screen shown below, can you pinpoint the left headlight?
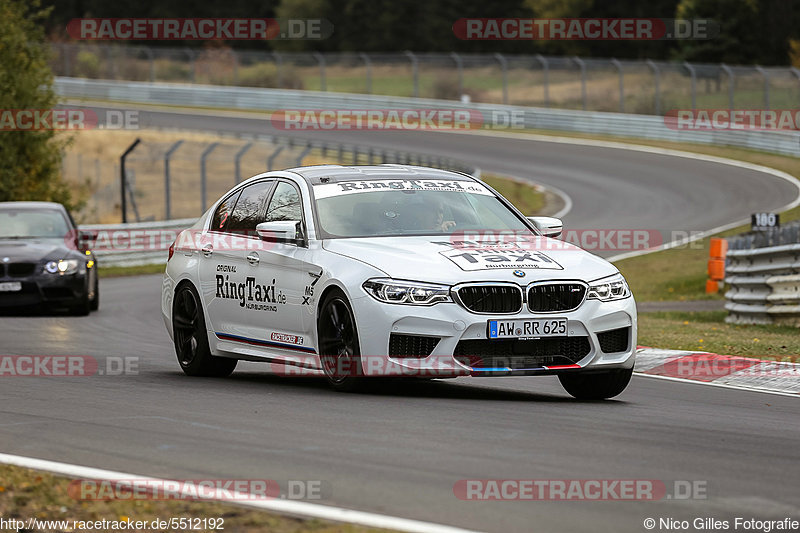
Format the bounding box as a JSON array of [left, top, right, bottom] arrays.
[[44, 259, 81, 275], [587, 274, 631, 301], [362, 278, 452, 306]]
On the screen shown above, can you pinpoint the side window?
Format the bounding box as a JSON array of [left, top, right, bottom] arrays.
[[211, 190, 241, 232], [265, 182, 302, 223], [227, 181, 274, 236]]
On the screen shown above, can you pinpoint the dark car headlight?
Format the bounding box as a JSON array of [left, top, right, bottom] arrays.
[[363, 278, 452, 305], [44, 259, 81, 275], [587, 274, 631, 301]]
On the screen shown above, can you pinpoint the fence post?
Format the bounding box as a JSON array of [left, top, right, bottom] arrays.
[[62, 43, 71, 77], [273, 52, 283, 88], [360, 52, 372, 93], [119, 138, 141, 224], [296, 145, 311, 166], [164, 140, 184, 220], [535, 54, 549, 108], [185, 49, 196, 83], [493, 53, 508, 105], [450, 52, 463, 99], [200, 142, 219, 212], [232, 50, 239, 85], [720, 63, 734, 110], [142, 46, 154, 82], [683, 61, 697, 111], [313, 52, 327, 91], [611, 58, 624, 113], [755, 65, 769, 109], [234, 142, 253, 184], [404, 51, 419, 98], [573, 56, 587, 111], [646, 60, 660, 115], [268, 145, 284, 170]]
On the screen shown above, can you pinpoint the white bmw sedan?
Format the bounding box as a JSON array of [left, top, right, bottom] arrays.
[[162, 165, 636, 399]]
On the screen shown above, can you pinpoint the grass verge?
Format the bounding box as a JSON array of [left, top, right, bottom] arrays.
[[638, 311, 800, 360], [0, 464, 390, 533], [98, 263, 166, 278]]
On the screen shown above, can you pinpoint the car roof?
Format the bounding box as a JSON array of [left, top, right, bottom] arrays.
[[283, 164, 477, 185], [0, 201, 66, 211]]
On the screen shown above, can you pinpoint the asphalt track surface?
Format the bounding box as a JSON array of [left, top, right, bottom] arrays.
[[2, 106, 799, 532]]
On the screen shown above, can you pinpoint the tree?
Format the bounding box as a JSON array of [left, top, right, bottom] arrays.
[[0, 0, 77, 208]]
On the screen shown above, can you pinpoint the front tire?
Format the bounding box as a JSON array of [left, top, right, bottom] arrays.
[[172, 283, 237, 377], [89, 270, 99, 311], [318, 290, 363, 392], [558, 368, 633, 400]]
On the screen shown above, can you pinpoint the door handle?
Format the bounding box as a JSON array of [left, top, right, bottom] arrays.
[[246, 252, 260, 265], [201, 244, 213, 257]]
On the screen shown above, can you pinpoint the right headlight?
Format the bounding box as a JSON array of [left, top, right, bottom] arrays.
[[44, 259, 81, 275], [362, 278, 452, 306], [587, 274, 631, 301]]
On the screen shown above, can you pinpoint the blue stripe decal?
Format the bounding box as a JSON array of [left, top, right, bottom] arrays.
[[215, 332, 316, 354], [472, 367, 547, 372]]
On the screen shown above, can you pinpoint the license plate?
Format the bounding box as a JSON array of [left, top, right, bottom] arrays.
[[488, 318, 568, 339], [0, 282, 22, 292]]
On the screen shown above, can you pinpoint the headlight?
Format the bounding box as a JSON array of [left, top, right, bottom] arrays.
[[362, 278, 452, 305], [587, 274, 631, 301], [44, 259, 80, 275]]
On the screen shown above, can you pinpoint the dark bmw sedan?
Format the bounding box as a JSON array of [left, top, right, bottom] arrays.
[[0, 201, 98, 315]]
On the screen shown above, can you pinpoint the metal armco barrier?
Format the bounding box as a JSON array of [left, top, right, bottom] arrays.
[[79, 218, 196, 267], [724, 243, 800, 325], [55, 77, 800, 158]]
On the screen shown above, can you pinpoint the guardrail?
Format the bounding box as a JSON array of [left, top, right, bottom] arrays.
[[724, 242, 800, 325], [79, 218, 195, 267], [55, 77, 800, 158]]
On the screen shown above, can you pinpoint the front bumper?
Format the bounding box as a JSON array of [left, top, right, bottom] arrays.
[[0, 268, 89, 308], [350, 292, 637, 378]]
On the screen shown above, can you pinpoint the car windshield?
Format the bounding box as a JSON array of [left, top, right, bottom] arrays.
[[0, 208, 70, 238], [313, 178, 533, 238]]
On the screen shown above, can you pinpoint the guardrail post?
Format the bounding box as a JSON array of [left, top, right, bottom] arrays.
[[234, 142, 253, 184], [494, 53, 508, 104], [720, 63, 734, 110], [119, 138, 141, 223], [313, 52, 327, 91], [611, 58, 624, 113], [683, 61, 697, 111], [200, 142, 219, 212], [268, 145, 284, 170], [404, 51, 419, 98], [296, 144, 312, 166], [360, 53, 372, 94], [755, 65, 769, 109], [164, 140, 184, 220], [646, 60, 660, 115], [573, 56, 587, 111], [535, 54, 549, 108], [450, 52, 463, 99]]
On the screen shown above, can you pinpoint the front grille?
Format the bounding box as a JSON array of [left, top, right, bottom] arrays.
[[527, 283, 586, 312], [8, 263, 35, 277], [456, 285, 522, 314], [389, 334, 440, 358], [597, 327, 630, 353], [42, 287, 75, 300], [454, 337, 590, 369]]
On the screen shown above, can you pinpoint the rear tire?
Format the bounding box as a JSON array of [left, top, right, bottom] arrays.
[[172, 283, 237, 377], [318, 290, 363, 392], [558, 368, 633, 400]]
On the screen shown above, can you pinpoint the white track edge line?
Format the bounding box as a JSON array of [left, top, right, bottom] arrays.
[[633, 372, 800, 398], [0, 453, 479, 533]]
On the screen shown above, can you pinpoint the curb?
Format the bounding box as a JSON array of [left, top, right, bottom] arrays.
[[635, 346, 799, 395]]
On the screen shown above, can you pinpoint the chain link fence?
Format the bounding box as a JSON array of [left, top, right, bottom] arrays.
[[51, 43, 800, 115]]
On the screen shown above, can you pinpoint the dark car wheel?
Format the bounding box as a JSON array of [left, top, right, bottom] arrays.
[[318, 290, 363, 392], [89, 270, 99, 311], [558, 368, 633, 400], [172, 283, 237, 377]]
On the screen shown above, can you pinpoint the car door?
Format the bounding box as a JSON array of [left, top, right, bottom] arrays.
[[198, 181, 274, 344]]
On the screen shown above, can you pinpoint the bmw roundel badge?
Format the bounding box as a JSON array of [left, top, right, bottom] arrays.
[[513, 270, 525, 278]]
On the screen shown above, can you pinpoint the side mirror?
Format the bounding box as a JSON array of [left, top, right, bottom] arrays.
[[527, 216, 563, 238], [256, 221, 301, 244]]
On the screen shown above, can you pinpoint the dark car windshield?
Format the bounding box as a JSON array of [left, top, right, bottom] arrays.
[[313, 178, 532, 238], [0, 208, 70, 238]]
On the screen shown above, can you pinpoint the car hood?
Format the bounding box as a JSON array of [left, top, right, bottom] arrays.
[[0, 238, 73, 263], [322, 235, 619, 284]]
